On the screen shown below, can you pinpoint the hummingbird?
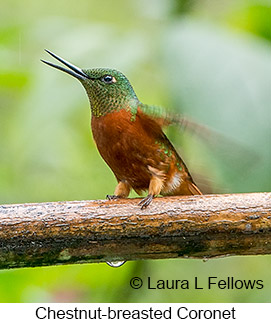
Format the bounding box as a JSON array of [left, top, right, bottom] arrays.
[[41, 49, 202, 208]]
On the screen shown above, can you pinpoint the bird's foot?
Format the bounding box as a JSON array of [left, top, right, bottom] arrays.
[[106, 194, 120, 200], [138, 194, 153, 209]]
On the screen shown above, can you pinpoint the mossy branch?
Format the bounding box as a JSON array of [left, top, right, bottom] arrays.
[[0, 192, 270, 269]]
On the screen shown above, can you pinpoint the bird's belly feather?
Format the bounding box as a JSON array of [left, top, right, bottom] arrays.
[[91, 109, 193, 195], [91, 111, 158, 190]]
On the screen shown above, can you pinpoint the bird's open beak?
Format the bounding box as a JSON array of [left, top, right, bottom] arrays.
[[41, 49, 89, 81]]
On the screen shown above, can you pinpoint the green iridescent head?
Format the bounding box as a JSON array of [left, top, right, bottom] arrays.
[[81, 68, 138, 117], [41, 50, 139, 117]]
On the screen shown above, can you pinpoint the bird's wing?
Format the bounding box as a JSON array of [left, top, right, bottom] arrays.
[[138, 103, 258, 192], [137, 104, 166, 128], [138, 103, 255, 158], [138, 103, 204, 133]]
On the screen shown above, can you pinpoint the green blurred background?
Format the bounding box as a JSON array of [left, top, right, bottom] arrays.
[[0, 0, 270, 302]]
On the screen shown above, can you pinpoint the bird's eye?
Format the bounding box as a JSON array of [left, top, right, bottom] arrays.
[[101, 75, 116, 84]]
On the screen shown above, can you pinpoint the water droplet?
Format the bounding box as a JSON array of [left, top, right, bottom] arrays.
[[106, 261, 126, 268]]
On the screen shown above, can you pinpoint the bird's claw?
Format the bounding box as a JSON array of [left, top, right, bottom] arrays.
[[106, 194, 119, 200], [138, 194, 153, 209]]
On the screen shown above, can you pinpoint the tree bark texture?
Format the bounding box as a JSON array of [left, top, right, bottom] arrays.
[[0, 192, 270, 269]]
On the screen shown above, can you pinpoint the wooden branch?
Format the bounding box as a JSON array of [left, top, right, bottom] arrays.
[[0, 192, 270, 269]]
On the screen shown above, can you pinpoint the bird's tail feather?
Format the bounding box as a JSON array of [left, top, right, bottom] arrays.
[[188, 182, 203, 195]]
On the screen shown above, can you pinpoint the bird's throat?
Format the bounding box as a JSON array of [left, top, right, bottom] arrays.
[[89, 93, 139, 117], [82, 81, 139, 117]]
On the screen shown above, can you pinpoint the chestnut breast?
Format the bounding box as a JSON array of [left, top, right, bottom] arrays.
[[91, 109, 166, 190]]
